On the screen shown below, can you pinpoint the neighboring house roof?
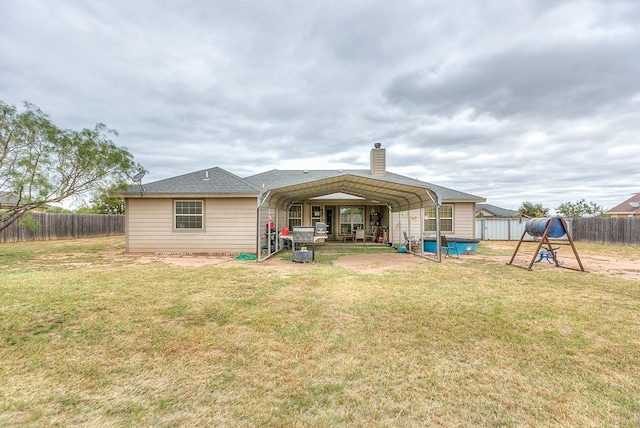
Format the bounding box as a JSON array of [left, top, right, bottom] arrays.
[[476, 203, 520, 217], [606, 193, 640, 216], [0, 192, 53, 211], [0, 192, 18, 207]]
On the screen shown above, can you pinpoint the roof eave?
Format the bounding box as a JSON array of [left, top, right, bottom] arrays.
[[123, 192, 260, 199], [442, 198, 487, 203]]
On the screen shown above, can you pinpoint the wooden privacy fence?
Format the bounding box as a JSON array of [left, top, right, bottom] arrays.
[[0, 213, 125, 243], [572, 217, 640, 247], [476, 217, 639, 246]]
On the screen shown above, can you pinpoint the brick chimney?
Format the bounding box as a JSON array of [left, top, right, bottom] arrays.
[[370, 142, 386, 176]]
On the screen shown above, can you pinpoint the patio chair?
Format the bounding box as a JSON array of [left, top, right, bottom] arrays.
[[441, 235, 459, 258], [354, 229, 365, 243], [366, 226, 378, 242], [403, 231, 420, 252]]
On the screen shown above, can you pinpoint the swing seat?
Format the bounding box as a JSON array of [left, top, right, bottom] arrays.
[[535, 248, 563, 265]]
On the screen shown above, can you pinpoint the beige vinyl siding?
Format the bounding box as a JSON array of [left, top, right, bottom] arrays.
[[390, 209, 424, 243], [451, 203, 475, 238], [126, 197, 257, 254], [390, 203, 477, 241], [370, 148, 386, 176]]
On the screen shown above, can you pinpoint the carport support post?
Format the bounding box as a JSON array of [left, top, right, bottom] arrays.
[[256, 190, 271, 262], [407, 209, 412, 253], [424, 189, 441, 262], [435, 201, 441, 262], [267, 209, 272, 257], [273, 209, 280, 254], [257, 204, 263, 261], [420, 202, 424, 257]]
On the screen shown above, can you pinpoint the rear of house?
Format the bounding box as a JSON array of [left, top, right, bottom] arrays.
[[123, 144, 485, 256], [124, 167, 261, 255], [125, 197, 257, 254]]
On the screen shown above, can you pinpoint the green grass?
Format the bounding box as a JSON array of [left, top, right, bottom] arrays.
[[1, 237, 639, 427]]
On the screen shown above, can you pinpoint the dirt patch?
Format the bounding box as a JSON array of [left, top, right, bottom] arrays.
[[128, 253, 235, 267], [119, 244, 640, 281], [473, 242, 640, 282], [123, 251, 424, 274]]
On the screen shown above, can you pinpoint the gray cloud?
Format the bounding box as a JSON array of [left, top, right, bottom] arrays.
[[384, 39, 640, 120]]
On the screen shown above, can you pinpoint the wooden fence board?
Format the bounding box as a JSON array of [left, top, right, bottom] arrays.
[[572, 217, 640, 247], [0, 213, 124, 243]]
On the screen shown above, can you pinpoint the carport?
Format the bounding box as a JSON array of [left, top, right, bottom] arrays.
[[256, 172, 443, 262]]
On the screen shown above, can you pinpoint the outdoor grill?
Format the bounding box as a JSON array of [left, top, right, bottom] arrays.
[[292, 227, 316, 262], [314, 222, 327, 237]]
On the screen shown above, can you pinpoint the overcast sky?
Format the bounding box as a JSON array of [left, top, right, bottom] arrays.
[[2, 0, 639, 212]]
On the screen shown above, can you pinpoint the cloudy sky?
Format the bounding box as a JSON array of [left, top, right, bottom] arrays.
[[2, 0, 639, 212]]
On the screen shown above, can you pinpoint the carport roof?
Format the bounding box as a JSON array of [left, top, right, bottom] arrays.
[[246, 169, 484, 212]]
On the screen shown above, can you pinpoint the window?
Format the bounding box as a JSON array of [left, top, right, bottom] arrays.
[[425, 205, 453, 233], [175, 200, 203, 229], [288, 204, 302, 230], [339, 206, 365, 235]]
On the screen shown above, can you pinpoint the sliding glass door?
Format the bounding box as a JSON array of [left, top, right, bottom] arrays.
[[339, 206, 365, 236]]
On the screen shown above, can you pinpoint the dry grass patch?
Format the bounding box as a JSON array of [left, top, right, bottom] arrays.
[[0, 237, 639, 426]]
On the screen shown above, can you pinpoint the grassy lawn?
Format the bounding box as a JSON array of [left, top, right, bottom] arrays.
[[1, 237, 639, 427]]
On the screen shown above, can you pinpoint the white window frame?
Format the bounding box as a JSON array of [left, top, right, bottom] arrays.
[[339, 206, 365, 236], [174, 200, 204, 230], [425, 204, 454, 233], [311, 205, 323, 228], [288, 204, 302, 230]]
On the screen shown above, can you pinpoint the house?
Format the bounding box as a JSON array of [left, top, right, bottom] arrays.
[[0, 192, 54, 213], [605, 193, 640, 217], [0, 192, 18, 208], [122, 144, 485, 260], [475, 203, 520, 218]]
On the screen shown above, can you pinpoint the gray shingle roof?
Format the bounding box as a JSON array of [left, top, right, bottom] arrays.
[[123, 167, 261, 196], [476, 203, 520, 217], [123, 166, 484, 203]]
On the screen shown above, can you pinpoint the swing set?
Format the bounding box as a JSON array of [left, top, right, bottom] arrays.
[[507, 217, 585, 272]]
